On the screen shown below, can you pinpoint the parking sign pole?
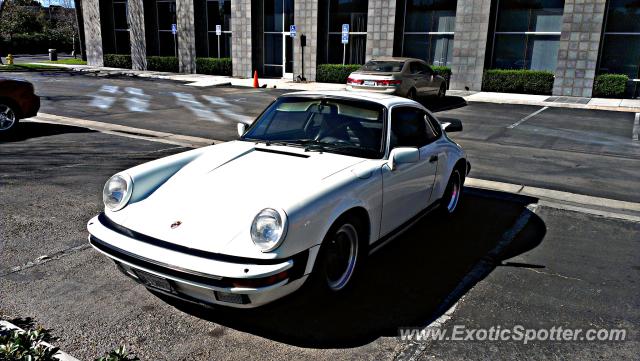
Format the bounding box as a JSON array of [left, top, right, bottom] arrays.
[[216, 25, 222, 58], [343, 44, 346, 65], [341, 24, 349, 66]]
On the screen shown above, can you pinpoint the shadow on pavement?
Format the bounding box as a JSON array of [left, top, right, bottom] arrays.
[[418, 95, 467, 113], [157, 188, 546, 348], [0, 121, 95, 142]]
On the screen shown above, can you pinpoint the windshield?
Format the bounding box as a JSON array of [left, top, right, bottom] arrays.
[[242, 97, 386, 159], [361, 61, 404, 72]]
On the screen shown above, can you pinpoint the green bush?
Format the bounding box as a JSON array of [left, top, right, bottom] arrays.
[[432, 66, 452, 88], [482, 69, 555, 95], [593, 74, 628, 98], [103, 54, 132, 69], [0, 325, 60, 360], [316, 64, 362, 83], [196, 57, 232, 76], [146, 56, 179, 72]]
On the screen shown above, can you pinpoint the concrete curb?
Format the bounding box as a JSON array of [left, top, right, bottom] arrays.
[[0, 321, 80, 361], [31, 113, 218, 148]]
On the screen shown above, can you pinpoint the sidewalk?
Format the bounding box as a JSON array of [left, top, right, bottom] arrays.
[[33, 63, 640, 113]]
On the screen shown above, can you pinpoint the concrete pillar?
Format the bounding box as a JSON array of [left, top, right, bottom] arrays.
[[366, 0, 396, 61], [231, 0, 252, 78], [128, 0, 147, 70], [176, 0, 197, 73], [449, 0, 491, 91], [82, 0, 103, 66], [552, 0, 607, 97], [294, 0, 318, 81]]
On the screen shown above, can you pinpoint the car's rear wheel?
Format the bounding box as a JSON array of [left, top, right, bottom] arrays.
[[438, 84, 446, 98], [312, 216, 365, 293], [407, 88, 417, 101], [440, 169, 463, 215], [0, 103, 18, 133]]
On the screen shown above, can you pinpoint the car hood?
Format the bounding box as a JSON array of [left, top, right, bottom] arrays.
[[113, 141, 366, 257]]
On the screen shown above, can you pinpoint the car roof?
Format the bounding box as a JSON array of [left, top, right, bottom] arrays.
[[367, 57, 424, 63], [281, 90, 422, 108]]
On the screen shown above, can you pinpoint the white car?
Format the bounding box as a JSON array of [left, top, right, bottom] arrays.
[[87, 91, 470, 308]]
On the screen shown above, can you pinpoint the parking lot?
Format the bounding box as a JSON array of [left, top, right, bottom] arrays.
[[1, 71, 639, 360]]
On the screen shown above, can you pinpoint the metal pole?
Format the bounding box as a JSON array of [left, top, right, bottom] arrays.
[[343, 44, 346, 65], [217, 34, 220, 58], [174, 33, 177, 58], [301, 39, 304, 82]]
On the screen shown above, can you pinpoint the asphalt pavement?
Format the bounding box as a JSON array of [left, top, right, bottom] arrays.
[[6, 70, 640, 202], [0, 71, 639, 360]]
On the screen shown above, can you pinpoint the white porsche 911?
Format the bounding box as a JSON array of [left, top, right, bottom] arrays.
[[87, 90, 470, 308]]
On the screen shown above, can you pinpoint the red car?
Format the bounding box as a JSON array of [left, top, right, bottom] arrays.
[[0, 77, 40, 133]]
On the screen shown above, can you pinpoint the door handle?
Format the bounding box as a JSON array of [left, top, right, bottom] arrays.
[[429, 155, 438, 163]]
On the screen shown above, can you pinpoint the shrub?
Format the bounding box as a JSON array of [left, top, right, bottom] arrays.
[[196, 57, 232, 76], [95, 346, 140, 361], [482, 69, 555, 95], [316, 64, 362, 83], [593, 74, 628, 98], [103, 54, 132, 69], [0, 324, 60, 360], [432, 66, 452, 88], [0, 33, 74, 56], [146, 56, 179, 72]]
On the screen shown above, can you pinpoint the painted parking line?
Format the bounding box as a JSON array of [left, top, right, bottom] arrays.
[[507, 106, 549, 129], [633, 113, 639, 141]]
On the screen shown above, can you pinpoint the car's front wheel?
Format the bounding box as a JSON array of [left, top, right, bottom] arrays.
[[0, 102, 18, 133], [313, 216, 366, 293]]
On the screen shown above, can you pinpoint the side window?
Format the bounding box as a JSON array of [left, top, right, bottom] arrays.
[[409, 62, 421, 75], [421, 63, 433, 75], [390, 107, 437, 149]]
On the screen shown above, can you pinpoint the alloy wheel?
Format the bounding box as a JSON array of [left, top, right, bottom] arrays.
[[0, 104, 16, 131], [324, 223, 359, 291]]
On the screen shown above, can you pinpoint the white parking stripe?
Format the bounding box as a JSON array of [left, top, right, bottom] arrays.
[[507, 106, 549, 129], [633, 113, 639, 141]]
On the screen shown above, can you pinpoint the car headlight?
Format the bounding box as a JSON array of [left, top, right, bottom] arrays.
[[102, 173, 133, 211], [250, 208, 287, 252]]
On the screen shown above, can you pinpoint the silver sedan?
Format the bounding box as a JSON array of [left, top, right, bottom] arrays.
[[346, 57, 447, 100]]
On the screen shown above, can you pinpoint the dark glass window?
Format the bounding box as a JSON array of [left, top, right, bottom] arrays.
[[327, 0, 368, 65], [598, 0, 640, 79], [401, 0, 456, 66], [390, 107, 436, 149], [362, 61, 405, 72], [206, 0, 232, 58], [490, 0, 564, 71], [157, 0, 177, 56], [262, 0, 294, 77], [112, 0, 130, 54]]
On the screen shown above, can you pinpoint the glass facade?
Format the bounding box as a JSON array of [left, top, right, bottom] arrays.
[[490, 0, 564, 71], [206, 0, 232, 58], [156, 0, 178, 56], [326, 0, 368, 64], [113, 0, 130, 54], [598, 0, 640, 79], [401, 0, 456, 66], [263, 0, 294, 77]]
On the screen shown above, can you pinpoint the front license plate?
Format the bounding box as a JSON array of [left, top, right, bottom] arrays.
[[135, 269, 173, 292], [363, 80, 376, 86]]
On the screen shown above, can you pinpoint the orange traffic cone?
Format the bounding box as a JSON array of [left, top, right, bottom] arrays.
[[253, 70, 259, 88]]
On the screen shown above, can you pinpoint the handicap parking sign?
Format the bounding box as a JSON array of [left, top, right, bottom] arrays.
[[290, 25, 297, 38], [171, 24, 177, 35]]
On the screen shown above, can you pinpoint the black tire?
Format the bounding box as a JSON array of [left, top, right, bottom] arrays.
[[407, 88, 417, 101], [439, 168, 463, 216], [309, 215, 367, 295], [0, 102, 19, 133], [438, 84, 446, 98]]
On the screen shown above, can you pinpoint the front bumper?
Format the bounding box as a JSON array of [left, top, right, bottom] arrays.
[[87, 213, 316, 308]]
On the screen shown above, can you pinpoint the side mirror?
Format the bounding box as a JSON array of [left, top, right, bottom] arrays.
[[237, 123, 247, 137], [440, 118, 463, 132], [388, 147, 419, 171]]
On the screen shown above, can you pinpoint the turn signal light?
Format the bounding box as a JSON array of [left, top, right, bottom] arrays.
[[231, 270, 289, 289], [347, 77, 364, 85]]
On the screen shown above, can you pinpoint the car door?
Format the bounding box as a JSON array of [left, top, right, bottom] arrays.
[[421, 63, 439, 94], [408, 61, 426, 94], [380, 106, 440, 237]]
